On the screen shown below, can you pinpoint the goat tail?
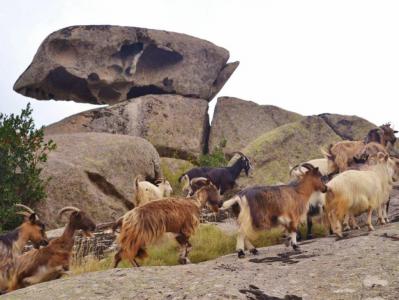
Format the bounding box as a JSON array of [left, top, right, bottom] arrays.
[[221, 195, 240, 210]]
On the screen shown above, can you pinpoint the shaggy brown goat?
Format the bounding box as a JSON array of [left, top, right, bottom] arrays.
[[114, 178, 221, 267], [0, 204, 47, 293], [222, 164, 327, 258], [8, 207, 96, 291]]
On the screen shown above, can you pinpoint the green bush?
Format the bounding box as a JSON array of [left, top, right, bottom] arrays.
[[198, 139, 228, 167], [0, 104, 56, 232]]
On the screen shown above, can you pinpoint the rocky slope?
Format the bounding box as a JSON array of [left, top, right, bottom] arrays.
[[208, 97, 303, 156], [38, 133, 161, 228], [14, 25, 238, 104], [5, 219, 399, 299]]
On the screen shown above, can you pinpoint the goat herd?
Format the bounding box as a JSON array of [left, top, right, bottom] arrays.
[[1, 123, 398, 294]]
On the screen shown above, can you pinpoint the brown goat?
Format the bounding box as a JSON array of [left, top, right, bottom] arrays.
[[222, 165, 327, 258], [114, 178, 221, 267], [324, 141, 388, 174], [8, 207, 96, 291], [0, 204, 47, 293]]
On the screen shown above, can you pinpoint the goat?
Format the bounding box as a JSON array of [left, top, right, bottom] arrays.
[[0, 204, 48, 293], [113, 177, 221, 267], [222, 164, 327, 258], [8, 207, 96, 291], [324, 153, 395, 238], [179, 152, 252, 196], [133, 176, 173, 206], [289, 160, 330, 240], [365, 123, 397, 148], [324, 140, 390, 174]]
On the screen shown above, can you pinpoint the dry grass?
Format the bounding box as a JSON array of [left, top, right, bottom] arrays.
[[70, 222, 327, 276]]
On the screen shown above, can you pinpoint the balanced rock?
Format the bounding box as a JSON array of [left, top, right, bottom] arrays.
[[38, 133, 161, 228], [44, 95, 209, 160], [208, 97, 303, 156], [14, 25, 238, 104]]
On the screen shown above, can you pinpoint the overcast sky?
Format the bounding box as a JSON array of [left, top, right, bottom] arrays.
[[1, 0, 398, 128]]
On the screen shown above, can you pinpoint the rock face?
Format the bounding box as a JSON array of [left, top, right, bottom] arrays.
[[44, 95, 209, 159], [238, 116, 342, 186], [319, 113, 376, 141], [6, 220, 399, 299], [14, 25, 238, 104], [38, 133, 161, 228], [208, 97, 303, 156]]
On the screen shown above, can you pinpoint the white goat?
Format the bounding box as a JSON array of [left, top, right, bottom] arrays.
[[133, 177, 173, 207], [325, 152, 395, 237]]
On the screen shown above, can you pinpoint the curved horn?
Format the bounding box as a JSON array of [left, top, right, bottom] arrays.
[[289, 164, 301, 176], [58, 206, 81, 218], [231, 151, 249, 160], [190, 177, 209, 185], [16, 211, 31, 218], [15, 204, 35, 214], [301, 163, 315, 171]]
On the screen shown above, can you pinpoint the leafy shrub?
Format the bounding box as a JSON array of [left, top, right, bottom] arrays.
[[0, 104, 56, 232], [198, 139, 228, 167]]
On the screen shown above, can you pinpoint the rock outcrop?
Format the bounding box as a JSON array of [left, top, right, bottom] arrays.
[[38, 133, 161, 228], [319, 113, 376, 141], [14, 25, 238, 104], [208, 97, 303, 156], [44, 95, 209, 159], [237, 116, 342, 186]]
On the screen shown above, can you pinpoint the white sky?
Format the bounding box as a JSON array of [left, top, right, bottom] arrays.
[[1, 0, 398, 128]]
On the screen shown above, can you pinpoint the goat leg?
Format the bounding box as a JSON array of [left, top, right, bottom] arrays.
[[306, 214, 313, 239], [113, 250, 122, 268], [367, 208, 375, 231], [236, 230, 246, 258], [176, 234, 191, 264]]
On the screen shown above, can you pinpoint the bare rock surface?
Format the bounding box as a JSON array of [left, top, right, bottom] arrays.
[[6, 221, 399, 299], [319, 113, 376, 140], [14, 25, 237, 104], [238, 116, 342, 186], [44, 95, 209, 159], [208, 97, 303, 156], [38, 133, 161, 228]]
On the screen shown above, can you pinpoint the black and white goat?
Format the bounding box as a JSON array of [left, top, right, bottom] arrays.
[[179, 152, 252, 196]]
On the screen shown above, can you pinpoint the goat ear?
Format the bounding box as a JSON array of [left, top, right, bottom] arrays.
[[29, 213, 37, 223]]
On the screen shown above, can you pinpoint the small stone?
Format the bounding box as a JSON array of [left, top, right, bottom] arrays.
[[363, 275, 388, 288]]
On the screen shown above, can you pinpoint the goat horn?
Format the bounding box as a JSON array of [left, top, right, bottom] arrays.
[[289, 164, 300, 176], [58, 206, 81, 218], [16, 211, 32, 218], [15, 204, 35, 214], [300, 163, 315, 171], [190, 177, 209, 185]]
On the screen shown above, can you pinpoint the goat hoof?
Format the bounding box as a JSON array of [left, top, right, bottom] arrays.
[[249, 248, 258, 256], [237, 250, 245, 258], [368, 226, 375, 231], [343, 226, 350, 232], [292, 244, 300, 251], [306, 234, 313, 240], [178, 257, 190, 264], [296, 233, 302, 242]]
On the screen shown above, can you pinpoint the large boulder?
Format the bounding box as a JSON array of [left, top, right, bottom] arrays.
[[38, 133, 161, 228], [14, 25, 238, 104], [237, 116, 342, 186], [44, 95, 209, 160], [319, 113, 376, 140], [208, 97, 303, 156]]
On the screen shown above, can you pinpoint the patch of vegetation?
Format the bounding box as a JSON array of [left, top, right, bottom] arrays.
[[70, 222, 323, 275], [0, 104, 56, 232], [160, 158, 194, 196], [198, 139, 228, 168]]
